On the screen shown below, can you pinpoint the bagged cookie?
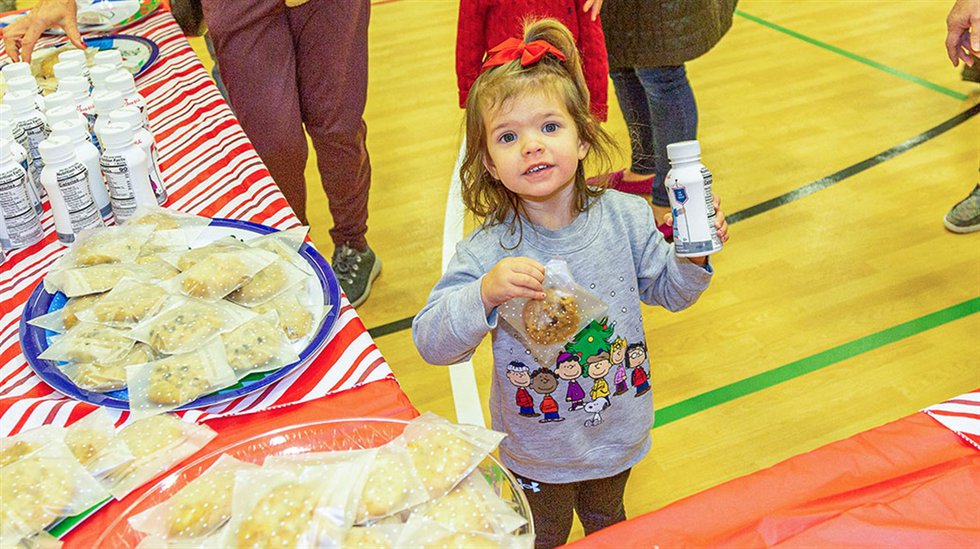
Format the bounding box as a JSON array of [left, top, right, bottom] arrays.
[[354, 441, 429, 523], [130, 296, 255, 355], [44, 263, 148, 298], [226, 258, 309, 307], [127, 206, 211, 232], [128, 455, 259, 541], [252, 288, 325, 342], [401, 413, 504, 499], [126, 341, 238, 419], [163, 249, 278, 301], [53, 225, 156, 269], [133, 253, 182, 281], [498, 259, 607, 368], [222, 468, 323, 548], [28, 293, 105, 333], [342, 524, 403, 549], [221, 312, 299, 377], [412, 472, 527, 535], [162, 236, 249, 272], [75, 278, 170, 329], [63, 407, 135, 481], [38, 321, 136, 364], [62, 343, 156, 392], [396, 517, 534, 549], [0, 440, 110, 540], [247, 227, 314, 275], [108, 414, 217, 499]]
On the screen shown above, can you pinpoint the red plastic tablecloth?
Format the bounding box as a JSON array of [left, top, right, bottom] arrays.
[[568, 412, 980, 548]]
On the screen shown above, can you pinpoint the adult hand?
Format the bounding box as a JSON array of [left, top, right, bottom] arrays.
[[582, 0, 604, 22], [2, 0, 84, 63], [480, 257, 546, 316], [945, 0, 980, 67]]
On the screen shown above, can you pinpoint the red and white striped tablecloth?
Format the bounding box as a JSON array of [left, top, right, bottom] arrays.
[[924, 390, 980, 451], [0, 10, 394, 436]]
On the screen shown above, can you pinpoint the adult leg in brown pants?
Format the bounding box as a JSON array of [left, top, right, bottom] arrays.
[[200, 0, 380, 305]]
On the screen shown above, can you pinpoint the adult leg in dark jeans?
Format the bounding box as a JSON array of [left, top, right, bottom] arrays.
[[610, 68, 656, 183], [637, 65, 698, 210]]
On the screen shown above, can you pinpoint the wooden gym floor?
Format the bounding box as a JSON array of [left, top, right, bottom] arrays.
[[187, 0, 979, 542]]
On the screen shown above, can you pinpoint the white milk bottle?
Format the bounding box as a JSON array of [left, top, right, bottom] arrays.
[[0, 116, 42, 214], [110, 108, 167, 205], [51, 118, 113, 222], [57, 49, 91, 84], [0, 139, 44, 250], [4, 74, 46, 112], [45, 104, 88, 131], [665, 140, 722, 257], [52, 60, 86, 86], [41, 90, 75, 114], [104, 71, 148, 128], [58, 75, 98, 138], [89, 65, 116, 92], [5, 90, 50, 196], [94, 49, 123, 70], [98, 123, 155, 223], [92, 89, 125, 153], [39, 136, 104, 244], [2, 62, 37, 91]]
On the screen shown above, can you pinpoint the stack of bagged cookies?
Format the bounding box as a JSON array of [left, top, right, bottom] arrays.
[[29, 206, 326, 420], [0, 410, 216, 547], [126, 413, 533, 548]]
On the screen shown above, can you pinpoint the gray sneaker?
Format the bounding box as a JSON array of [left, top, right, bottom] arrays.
[[944, 185, 980, 234], [331, 245, 381, 307]]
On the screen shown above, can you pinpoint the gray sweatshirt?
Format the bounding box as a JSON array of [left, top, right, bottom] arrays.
[[412, 191, 712, 483]]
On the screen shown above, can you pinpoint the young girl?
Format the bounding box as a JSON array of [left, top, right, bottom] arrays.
[[413, 19, 729, 548]]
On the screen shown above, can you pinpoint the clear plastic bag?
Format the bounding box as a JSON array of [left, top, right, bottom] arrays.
[[396, 516, 534, 549], [412, 472, 528, 535], [0, 440, 111, 540], [53, 225, 155, 269], [62, 343, 155, 392], [43, 263, 148, 298], [161, 236, 248, 272], [498, 259, 607, 368], [354, 441, 430, 523], [28, 293, 105, 333], [75, 277, 170, 329], [38, 321, 136, 364], [221, 312, 299, 377], [221, 467, 323, 548], [108, 415, 218, 500], [163, 249, 278, 302], [126, 341, 238, 420], [247, 226, 314, 275], [126, 206, 211, 233], [129, 296, 255, 355], [63, 407, 135, 481], [127, 455, 259, 541], [225, 258, 309, 307], [252, 287, 325, 342]]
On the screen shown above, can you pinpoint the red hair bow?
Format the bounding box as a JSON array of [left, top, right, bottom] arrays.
[[481, 37, 567, 70]]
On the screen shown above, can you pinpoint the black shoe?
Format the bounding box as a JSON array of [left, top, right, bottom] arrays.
[[332, 245, 381, 307]]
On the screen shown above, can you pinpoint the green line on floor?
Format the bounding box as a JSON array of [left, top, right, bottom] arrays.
[[735, 10, 969, 101], [655, 297, 980, 428]]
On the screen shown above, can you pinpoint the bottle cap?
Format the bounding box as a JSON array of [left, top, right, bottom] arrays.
[[92, 89, 124, 115], [57, 49, 87, 67], [109, 108, 141, 129], [666, 140, 701, 163], [53, 60, 85, 81], [3, 90, 38, 113], [98, 123, 135, 150], [105, 71, 137, 96], [4, 74, 38, 93], [45, 104, 83, 127], [51, 118, 88, 144], [0, 138, 14, 164], [43, 90, 75, 113], [89, 65, 115, 90], [39, 135, 75, 164], [93, 49, 123, 68], [2, 62, 32, 81], [58, 76, 90, 100]]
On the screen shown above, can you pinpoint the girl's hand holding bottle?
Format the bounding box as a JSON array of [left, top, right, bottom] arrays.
[[480, 257, 547, 316], [665, 194, 730, 267]]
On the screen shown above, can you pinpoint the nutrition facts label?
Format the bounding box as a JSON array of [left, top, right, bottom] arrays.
[[0, 167, 43, 248], [56, 163, 101, 233], [101, 154, 137, 222]]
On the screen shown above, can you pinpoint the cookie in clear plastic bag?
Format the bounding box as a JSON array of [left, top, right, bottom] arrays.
[[165, 249, 278, 301], [55, 225, 155, 269], [498, 259, 607, 368], [63, 343, 155, 392], [38, 322, 136, 364], [221, 312, 299, 376], [76, 278, 170, 328]]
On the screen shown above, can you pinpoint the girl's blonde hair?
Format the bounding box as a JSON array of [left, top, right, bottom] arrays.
[[611, 337, 627, 353], [460, 18, 617, 234]]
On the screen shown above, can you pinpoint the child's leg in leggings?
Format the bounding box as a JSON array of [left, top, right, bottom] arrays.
[[517, 476, 576, 549], [609, 69, 656, 180], [575, 468, 631, 535]]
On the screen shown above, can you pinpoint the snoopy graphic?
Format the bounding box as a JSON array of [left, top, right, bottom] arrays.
[[583, 397, 610, 427]]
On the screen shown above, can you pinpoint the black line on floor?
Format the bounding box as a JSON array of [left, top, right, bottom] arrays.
[[366, 104, 980, 336]]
